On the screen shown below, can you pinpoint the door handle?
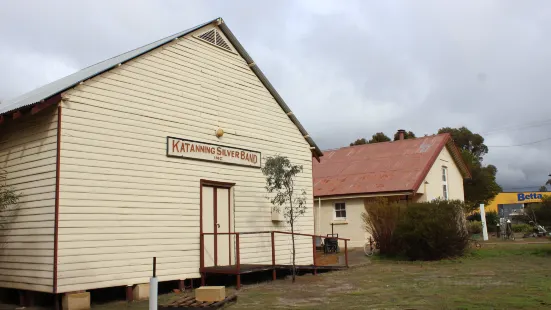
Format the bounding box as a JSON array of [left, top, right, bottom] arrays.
[[217, 223, 220, 228]]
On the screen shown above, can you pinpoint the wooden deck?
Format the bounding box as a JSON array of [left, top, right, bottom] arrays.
[[200, 261, 348, 289], [201, 263, 347, 275], [200, 231, 350, 289]]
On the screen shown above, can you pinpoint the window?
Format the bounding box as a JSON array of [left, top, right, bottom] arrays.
[[442, 166, 448, 200], [334, 203, 346, 219]]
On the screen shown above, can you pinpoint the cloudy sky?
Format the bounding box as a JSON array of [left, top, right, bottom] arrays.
[[1, 0, 551, 190]]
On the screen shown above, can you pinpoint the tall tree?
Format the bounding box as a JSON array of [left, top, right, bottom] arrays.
[[438, 127, 488, 161], [350, 138, 368, 146], [261, 155, 307, 283], [350, 132, 391, 146], [438, 127, 501, 212], [539, 186, 548, 192], [368, 132, 391, 144], [393, 130, 416, 141]]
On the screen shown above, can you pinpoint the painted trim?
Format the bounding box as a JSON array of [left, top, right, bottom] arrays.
[[316, 191, 413, 201], [31, 94, 61, 115], [446, 139, 472, 178], [200, 179, 235, 188], [199, 180, 235, 271], [332, 201, 347, 221], [213, 188, 218, 266], [53, 105, 61, 294], [228, 189, 231, 265], [200, 183, 207, 272]]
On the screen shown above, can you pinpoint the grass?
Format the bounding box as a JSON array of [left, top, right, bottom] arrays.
[[230, 242, 551, 310], [87, 241, 551, 309]]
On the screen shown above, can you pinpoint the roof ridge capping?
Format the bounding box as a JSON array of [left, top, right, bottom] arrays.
[[0, 17, 322, 158]]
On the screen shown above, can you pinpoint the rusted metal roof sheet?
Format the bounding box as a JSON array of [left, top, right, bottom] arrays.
[[313, 134, 457, 197]]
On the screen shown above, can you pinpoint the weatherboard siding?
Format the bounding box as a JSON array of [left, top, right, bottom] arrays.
[[0, 107, 57, 293], [57, 25, 314, 293]]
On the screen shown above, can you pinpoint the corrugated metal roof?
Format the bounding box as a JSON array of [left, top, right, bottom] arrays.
[[0, 20, 215, 115], [313, 134, 468, 197], [0, 18, 323, 157]]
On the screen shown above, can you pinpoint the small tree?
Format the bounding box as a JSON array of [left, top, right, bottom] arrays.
[[1, 170, 20, 247], [261, 155, 307, 283]]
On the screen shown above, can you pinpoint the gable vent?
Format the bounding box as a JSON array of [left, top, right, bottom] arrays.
[[197, 28, 233, 52]]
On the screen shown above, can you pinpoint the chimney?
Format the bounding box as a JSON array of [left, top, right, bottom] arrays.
[[398, 129, 406, 140]]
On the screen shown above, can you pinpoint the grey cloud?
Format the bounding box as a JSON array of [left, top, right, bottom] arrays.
[[1, 0, 551, 190]]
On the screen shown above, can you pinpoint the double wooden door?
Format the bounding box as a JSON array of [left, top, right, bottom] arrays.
[[202, 185, 234, 267]]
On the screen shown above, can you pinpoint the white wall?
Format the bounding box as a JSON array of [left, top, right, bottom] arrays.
[[314, 198, 368, 248], [417, 147, 465, 202], [0, 107, 57, 293], [56, 24, 314, 292]]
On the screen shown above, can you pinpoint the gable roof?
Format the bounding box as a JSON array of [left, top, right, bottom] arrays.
[[0, 18, 323, 158], [313, 133, 471, 198]]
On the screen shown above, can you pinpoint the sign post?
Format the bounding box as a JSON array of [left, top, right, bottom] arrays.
[[479, 204, 489, 241]]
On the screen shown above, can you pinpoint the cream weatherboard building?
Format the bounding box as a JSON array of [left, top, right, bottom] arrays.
[[313, 131, 471, 248], [0, 18, 322, 303]]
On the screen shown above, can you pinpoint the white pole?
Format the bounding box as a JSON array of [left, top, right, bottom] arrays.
[[479, 204, 489, 241], [149, 277, 158, 309], [149, 257, 158, 310]]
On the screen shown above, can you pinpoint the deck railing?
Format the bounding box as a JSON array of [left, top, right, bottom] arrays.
[[199, 230, 350, 288]]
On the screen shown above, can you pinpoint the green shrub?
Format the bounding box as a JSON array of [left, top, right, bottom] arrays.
[[467, 221, 482, 234], [511, 223, 532, 233], [467, 211, 499, 226], [394, 199, 469, 261]]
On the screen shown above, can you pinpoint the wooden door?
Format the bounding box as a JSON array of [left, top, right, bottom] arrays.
[[217, 188, 231, 266], [201, 185, 233, 267]]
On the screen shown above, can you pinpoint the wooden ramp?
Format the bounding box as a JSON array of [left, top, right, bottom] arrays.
[[160, 294, 237, 309]]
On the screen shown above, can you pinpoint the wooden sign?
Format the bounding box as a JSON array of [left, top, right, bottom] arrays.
[[167, 137, 261, 168]]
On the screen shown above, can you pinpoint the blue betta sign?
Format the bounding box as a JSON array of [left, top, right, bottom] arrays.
[[517, 193, 544, 201]]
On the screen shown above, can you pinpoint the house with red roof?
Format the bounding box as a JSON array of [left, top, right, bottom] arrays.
[[313, 130, 471, 247]]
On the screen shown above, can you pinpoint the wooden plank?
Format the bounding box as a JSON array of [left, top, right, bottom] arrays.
[[0, 280, 52, 293], [59, 152, 311, 184], [58, 256, 199, 272], [0, 129, 57, 152], [1, 157, 56, 176], [66, 82, 305, 143], [58, 262, 199, 279], [50, 29, 315, 293]]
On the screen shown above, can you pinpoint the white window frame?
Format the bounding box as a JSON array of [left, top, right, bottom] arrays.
[[442, 166, 449, 200], [334, 202, 347, 220]]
